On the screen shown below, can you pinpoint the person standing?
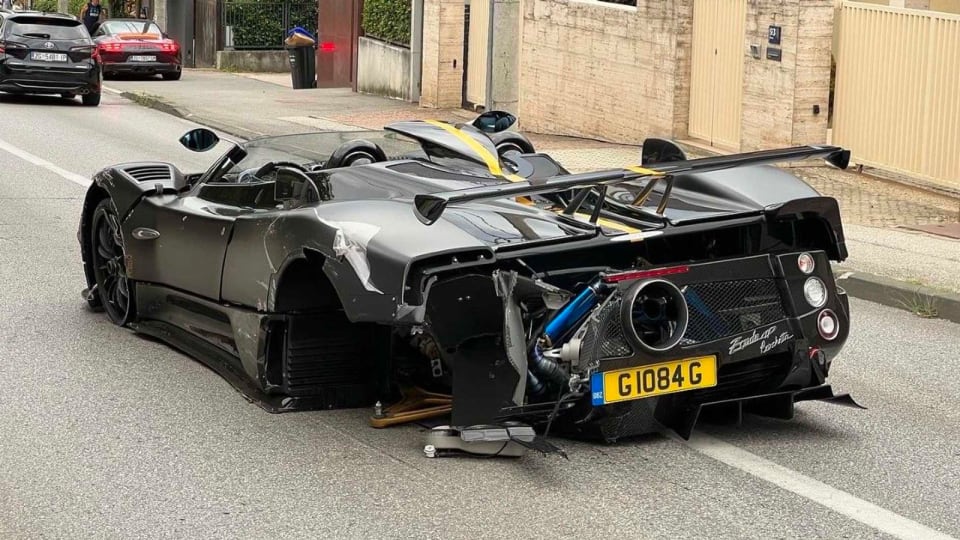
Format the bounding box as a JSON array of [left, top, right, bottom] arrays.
[[80, 0, 106, 35]]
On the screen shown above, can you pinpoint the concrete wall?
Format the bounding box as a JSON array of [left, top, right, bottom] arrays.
[[217, 50, 290, 73], [420, 0, 464, 107], [518, 0, 694, 144], [357, 36, 412, 100], [741, 0, 833, 150]]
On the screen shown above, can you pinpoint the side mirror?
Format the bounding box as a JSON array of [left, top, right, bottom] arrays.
[[471, 110, 517, 133], [179, 128, 220, 152], [641, 138, 687, 165]]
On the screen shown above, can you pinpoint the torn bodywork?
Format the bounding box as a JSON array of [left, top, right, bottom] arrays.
[[77, 115, 861, 450]]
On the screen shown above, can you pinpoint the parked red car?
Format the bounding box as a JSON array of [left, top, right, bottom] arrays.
[[92, 19, 181, 80]]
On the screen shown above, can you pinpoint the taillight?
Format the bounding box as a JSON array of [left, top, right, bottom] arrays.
[[0, 40, 26, 55], [602, 265, 690, 284], [99, 41, 123, 52], [160, 41, 179, 53]]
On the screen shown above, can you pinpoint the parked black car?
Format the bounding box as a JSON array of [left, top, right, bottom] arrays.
[[0, 12, 102, 106], [78, 112, 861, 451]]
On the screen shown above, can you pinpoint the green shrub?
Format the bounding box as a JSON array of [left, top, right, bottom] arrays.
[[225, 2, 318, 49], [362, 0, 410, 47], [32, 0, 87, 14]]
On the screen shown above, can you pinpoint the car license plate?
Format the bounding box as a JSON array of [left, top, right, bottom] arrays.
[[31, 52, 67, 62], [129, 55, 157, 62], [591, 355, 718, 405]]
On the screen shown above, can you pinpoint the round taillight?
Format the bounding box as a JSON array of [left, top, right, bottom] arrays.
[[803, 277, 828, 308], [797, 252, 815, 274], [817, 309, 840, 340]]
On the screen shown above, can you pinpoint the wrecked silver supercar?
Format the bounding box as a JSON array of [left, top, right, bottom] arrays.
[[78, 112, 862, 455]]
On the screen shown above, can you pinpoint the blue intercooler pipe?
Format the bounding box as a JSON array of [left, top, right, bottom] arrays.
[[528, 278, 604, 394]]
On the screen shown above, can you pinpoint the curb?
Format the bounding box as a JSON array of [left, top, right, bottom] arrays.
[[114, 88, 959, 325], [834, 265, 960, 324], [108, 87, 254, 141]]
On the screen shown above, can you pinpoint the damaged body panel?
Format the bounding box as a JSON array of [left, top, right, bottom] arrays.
[[78, 116, 860, 447]]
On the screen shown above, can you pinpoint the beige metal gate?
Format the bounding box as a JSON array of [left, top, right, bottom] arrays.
[[688, 0, 747, 150], [465, 0, 490, 107], [833, 2, 960, 189]]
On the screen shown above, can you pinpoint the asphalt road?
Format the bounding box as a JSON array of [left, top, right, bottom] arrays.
[[0, 90, 958, 540]]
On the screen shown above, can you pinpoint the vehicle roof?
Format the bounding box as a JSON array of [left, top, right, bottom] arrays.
[[4, 12, 78, 21]]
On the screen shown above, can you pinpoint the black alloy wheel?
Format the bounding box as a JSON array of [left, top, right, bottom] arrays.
[[90, 199, 135, 325]]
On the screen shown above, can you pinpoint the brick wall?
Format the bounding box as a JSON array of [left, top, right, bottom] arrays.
[[518, 0, 693, 144]]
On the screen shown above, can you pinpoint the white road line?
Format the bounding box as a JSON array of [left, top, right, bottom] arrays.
[[0, 137, 91, 188], [674, 431, 958, 540], [102, 85, 123, 95]]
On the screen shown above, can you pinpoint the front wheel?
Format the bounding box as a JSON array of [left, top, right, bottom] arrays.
[[162, 71, 182, 81], [82, 92, 101, 106], [90, 199, 136, 325]]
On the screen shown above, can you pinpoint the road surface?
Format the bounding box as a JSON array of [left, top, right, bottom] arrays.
[[0, 90, 957, 539]]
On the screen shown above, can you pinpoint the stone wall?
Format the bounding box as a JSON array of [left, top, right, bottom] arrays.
[[518, 0, 693, 144]]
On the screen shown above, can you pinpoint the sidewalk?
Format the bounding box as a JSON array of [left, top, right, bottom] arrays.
[[102, 69, 960, 321]]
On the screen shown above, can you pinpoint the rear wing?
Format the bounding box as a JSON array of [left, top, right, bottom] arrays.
[[413, 145, 850, 225]]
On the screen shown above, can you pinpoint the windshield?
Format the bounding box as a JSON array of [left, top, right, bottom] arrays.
[[100, 21, 164, 36], [223, 131, 422, 179]]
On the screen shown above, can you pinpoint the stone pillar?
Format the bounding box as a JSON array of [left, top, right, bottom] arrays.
[[740, 0, 833, 150], [419, 0, 464, 108], [154, 0, 167, 31], [58, 0, 69, 13], [488, 0, 520, 114]]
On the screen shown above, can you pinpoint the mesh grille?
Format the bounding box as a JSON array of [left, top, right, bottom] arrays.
[[682, 279, 786, 344], [581, 297, 632, 361]]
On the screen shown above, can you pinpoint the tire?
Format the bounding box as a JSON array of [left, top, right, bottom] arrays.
[[61, 92, 76, 100], [90, 199, 136, 326], [162, 71, 182, 81], [82, 92, 101, 107]]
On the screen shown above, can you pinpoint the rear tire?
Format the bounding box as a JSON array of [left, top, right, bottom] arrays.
[[82, 92, 101, 107], [162, 71, 182, 81]]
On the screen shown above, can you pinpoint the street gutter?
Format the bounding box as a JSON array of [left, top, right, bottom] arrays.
[[114, 89, 960, 325]]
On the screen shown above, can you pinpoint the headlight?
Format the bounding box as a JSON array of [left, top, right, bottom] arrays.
[[803, 277, 828, 308], [797, 252, 815, 274]]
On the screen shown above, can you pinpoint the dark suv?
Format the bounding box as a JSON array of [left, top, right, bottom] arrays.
[[0, 13, 102, 106]]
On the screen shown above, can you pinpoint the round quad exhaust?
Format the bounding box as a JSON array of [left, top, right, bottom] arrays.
[[619, 279, 689, 354]]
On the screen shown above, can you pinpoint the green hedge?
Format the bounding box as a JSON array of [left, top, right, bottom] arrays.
[[225, 2, 318, 49], [362, 0, 410, 47], [32, 0, 87, 15]]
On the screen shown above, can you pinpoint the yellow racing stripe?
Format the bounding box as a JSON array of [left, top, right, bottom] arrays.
[[424, 119, 643, 236], [425, 120, 525, 182], [626, 165, 665, 176]]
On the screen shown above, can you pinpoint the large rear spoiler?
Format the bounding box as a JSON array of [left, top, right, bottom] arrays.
[[413, 145, 850, 225]]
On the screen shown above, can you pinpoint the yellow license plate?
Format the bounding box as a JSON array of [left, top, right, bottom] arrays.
[[591, 356, 718, 405]]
